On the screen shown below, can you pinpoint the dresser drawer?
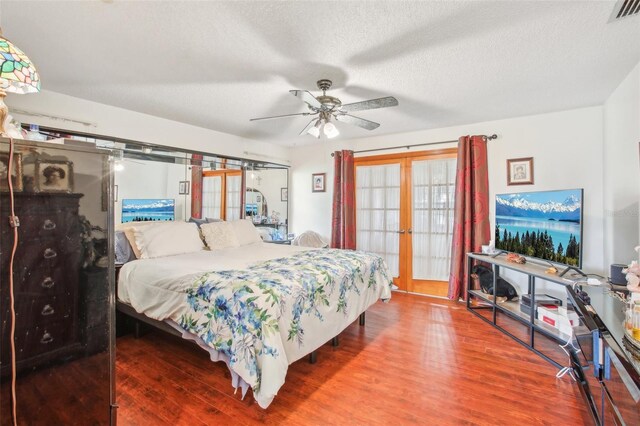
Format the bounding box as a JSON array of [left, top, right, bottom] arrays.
[[0, 319, 75, 365], [13, 295, 73, 329], [11, 243, 81, 277], [14, 321, 75, 360], [1, 212, 79, 242], [14, 267, 73, 296]]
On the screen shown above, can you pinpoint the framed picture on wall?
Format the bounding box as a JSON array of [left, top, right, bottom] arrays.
[[281, 187, 288, 201], [179, 180, 190, 195], [507, 157, 534, 185], [312, 173, 326, 192]]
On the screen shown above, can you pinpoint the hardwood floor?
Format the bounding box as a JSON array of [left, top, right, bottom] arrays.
[[116, 292, 590, 425]]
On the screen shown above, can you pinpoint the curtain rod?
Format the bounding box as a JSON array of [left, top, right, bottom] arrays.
[[330, 134, 498, 157]]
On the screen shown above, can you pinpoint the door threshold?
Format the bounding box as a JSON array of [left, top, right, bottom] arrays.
[[391, 288, 449, 300]]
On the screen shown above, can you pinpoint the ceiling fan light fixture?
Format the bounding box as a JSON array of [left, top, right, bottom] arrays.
[[323, 121, 339, 139], [307, 119, 321, 138]]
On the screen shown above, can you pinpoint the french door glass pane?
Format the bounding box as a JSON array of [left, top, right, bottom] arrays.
[[356, 163, 401, 277], [412, 158, 457, 281], [202, 175, 222, 219], [226, 175, 242, 221]]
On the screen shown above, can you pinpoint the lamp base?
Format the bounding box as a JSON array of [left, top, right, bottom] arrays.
[[0, 89, 7, 137]]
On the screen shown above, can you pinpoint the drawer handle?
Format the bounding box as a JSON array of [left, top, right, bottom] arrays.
[[42, 219, 57, 231], [40, 332, 54, 344], [41, 304, 55, 316], [41, 277, 55, 289], [43, 248, 57, 259]]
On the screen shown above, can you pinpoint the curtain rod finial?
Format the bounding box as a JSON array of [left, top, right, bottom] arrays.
[[486, 134, 498, 140]]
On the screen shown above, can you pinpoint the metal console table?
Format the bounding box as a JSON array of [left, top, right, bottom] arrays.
[[466, 252, 590, 369]]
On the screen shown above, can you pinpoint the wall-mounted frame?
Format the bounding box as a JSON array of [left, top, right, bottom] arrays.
[[312, 173, 326, 192], [507, 157, 534, 186], [281, 187, 288, 202], [179, 180, 190, 195], [0, 152, 23, 192], [34, 159, 74, 193]]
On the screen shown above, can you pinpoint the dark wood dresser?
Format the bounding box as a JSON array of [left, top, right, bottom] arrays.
[[0, 193, 84, 375]]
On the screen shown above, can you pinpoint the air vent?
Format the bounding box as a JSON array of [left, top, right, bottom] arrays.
[[610, 0, 640, 21]]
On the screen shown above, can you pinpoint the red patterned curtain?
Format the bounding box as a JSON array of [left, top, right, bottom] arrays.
[[448, 136, 490, 300], [190, 154, 203, 219], [331, 150, 356, 249]]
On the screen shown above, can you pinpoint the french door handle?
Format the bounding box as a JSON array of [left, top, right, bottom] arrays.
[[397, 229, 405, 234], [408, 229, 412, 234]]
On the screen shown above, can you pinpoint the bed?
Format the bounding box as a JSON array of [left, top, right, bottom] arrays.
[[117, 240, 392, 408]]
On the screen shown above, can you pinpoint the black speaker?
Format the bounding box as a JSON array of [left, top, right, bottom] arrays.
[[610, 264, 627, 285]]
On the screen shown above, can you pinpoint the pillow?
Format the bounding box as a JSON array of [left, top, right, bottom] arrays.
[[200, 221, 239, 250], [133, 222, 205, 259], [188, 217, 208, 227], [230, 219, 263, 246], [255, 226, 274, 242], [115, 231, 136, 264], [206, 217, 223, 223], [121, 221, 156, 259]]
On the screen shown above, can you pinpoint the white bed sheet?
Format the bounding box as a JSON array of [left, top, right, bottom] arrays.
[[118, 242, 309, 322]]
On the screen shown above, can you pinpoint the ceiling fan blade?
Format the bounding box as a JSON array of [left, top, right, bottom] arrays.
[[340, 96, 398, 112], [299, 118, 318, 136], [249, 112, 312, 121], [289, 90, 323, 110], [335, 113, 380, 130]]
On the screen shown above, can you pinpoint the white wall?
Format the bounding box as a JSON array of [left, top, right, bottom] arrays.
[[251, 168, 288, 223], [603, 62, 640, 269], [114, 159, 191, 224], [6, 89, 290, 165], [290, 106, 605, 297]]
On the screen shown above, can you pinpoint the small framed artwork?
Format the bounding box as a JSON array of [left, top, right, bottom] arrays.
[[179, 180, 190, 195], [507, 157, 534, 185], [35, 160, 74, 193], [312, 173, 326, 192], [0, 152, 23, 192], [281, 187, 288, 202]]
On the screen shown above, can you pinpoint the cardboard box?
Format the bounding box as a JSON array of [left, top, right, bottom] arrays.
[[537, 305, 580, 331]]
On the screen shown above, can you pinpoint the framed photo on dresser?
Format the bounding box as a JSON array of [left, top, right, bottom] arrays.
[[34, 160, 74, 193], [0, 152, 23, 192]]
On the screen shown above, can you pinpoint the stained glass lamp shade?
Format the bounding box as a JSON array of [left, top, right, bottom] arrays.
[[0, 31, 41, 135]]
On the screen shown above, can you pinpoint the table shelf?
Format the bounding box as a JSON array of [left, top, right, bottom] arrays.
[[466, 252, 591, 370]]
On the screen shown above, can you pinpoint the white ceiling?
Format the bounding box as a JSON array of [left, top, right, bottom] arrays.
[[2, 1, 639, 146]]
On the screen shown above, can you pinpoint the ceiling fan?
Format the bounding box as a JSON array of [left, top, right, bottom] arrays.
[[250, 79, 399, 139]]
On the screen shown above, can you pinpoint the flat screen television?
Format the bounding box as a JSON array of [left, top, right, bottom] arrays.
[[121, 198, 175, 223], [245, 203, 258, 216], [495, 188, 583, 268]]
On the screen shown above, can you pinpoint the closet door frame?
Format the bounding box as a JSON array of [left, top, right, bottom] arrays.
[[354, 148, 457, 295]]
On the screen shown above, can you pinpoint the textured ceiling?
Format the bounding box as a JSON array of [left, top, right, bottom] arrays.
[[1, 1, 639, 146]]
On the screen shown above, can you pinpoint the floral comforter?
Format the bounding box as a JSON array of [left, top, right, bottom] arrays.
[[177, 249, 392, 408]]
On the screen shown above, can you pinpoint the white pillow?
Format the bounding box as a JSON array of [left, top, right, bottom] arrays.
[[230, 219, 263, 246], [133, 222, 205, 259], [200, 221, 239, 250]]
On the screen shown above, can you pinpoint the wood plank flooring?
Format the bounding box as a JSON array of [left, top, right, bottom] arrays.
[[116, 292, 590, 425]]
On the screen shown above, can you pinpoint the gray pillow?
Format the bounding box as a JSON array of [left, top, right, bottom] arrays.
[[188, 217, 208, 227], [115, 231, 136, 264]]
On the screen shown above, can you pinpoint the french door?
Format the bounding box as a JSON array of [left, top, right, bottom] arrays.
[[355, 149, 457, 297], [202, 169, 243, 220]]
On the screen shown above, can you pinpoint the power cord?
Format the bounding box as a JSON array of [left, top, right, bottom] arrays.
[[6, 137, 20, 426]]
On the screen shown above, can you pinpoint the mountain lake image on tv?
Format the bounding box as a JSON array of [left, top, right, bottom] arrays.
[[495, 189, 583, 267], [122, 198, 175, 223]]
